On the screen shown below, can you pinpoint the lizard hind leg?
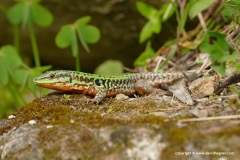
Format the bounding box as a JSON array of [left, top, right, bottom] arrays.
[[92, 89, 108, 104], [134, 79, 153, 95]]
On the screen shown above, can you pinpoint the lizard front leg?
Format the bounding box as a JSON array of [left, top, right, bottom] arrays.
[[134, 79, 153, 95], [92, 89, 108, 104]]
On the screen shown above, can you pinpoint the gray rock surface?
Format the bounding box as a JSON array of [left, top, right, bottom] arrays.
[[1, 93, 240, 159]]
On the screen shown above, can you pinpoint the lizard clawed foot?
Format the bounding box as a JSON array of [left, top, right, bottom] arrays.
[[86, 98, 102, 105], [88, 89, 107, 105], [86, 99, 97, 105]]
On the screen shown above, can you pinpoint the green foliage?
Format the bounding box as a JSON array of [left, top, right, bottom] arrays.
[[189, 0, 215, 19], [0, 45, 22, 85], [230, 85, 240, 97], [136, 1, 176, 43], [94, 60, 123, 75], [233, 63, 240, 73], [7, 0, 53, 27], [6, 0, 53, 68], [0, 1, 100, 118], [0, 85, 16, 119], [55, 16, 100, 71], [0, 3, 7, 13], [229, 85, 240, 108], [0, 0, 55, 118], [63, 94, 71, 101], [136, 0, 239, 77], [222, 0, 240, 23], [178, 0, 195, 33], [134, 41, 155, 66], [0, 45, 51, 89], [0, 45, 51, 118], [177, 0, 216, 34], [56, 25, 77, 53], [199, 31, 238, 76], [159, 44, 177, 69], [238, 36, 240, 46], [75, 17, 100, 52]]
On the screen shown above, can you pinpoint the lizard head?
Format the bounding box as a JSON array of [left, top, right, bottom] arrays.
[[34, 70, 74, 91]]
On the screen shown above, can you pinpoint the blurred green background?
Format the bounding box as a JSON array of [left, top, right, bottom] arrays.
[[0, 0, 238, 118], [0, 0, 177, 118]]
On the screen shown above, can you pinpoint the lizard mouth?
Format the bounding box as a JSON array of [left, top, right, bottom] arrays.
[[34, 82, 86, 92], [34, 82, 69, 91]]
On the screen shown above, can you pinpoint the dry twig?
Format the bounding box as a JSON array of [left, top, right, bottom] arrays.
[[179, 114, 240, 123], [214, 72, 240, 94]]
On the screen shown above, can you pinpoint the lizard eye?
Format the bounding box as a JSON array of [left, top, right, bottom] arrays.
[[50, 74, 55, 78]]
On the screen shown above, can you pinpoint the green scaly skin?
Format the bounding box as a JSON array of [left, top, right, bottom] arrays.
[[34, 70, 184, 103]]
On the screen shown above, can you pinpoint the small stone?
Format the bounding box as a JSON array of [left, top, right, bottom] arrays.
[[69, 105, 77, 110], [189, 108, 208, 118], [46, 125, 53, 129], [8, 115, 16, 119], [70, 119, 75, 123], [115, 94, 129, 100], [176, 121, 187, 127], [189, 75, 220, 98], [28, 120, 37, 125]]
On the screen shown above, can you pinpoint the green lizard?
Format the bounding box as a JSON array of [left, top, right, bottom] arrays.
[[34, 70, 184, 103]]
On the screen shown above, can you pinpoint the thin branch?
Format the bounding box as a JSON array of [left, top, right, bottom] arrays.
[[214, 72, 240, 94]]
